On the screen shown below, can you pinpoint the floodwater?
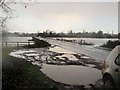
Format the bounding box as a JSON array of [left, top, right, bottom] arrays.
[[2, 37, 34, 47], [54, 37, 118, 47], [8, 37, 107, 86], [49, 46, 75, 54], [9, 46, 102, 86], [48, 39, 110, 61], [3, 37, 32, 42], [5, 37, 118, 46], [41, 64, 102, 85]]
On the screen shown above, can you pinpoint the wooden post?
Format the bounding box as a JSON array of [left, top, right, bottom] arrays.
[[2, 42, 3, 47], [6, 42, 7, 47], [17, 42, 19, 47], [28, 42, 30, 46]]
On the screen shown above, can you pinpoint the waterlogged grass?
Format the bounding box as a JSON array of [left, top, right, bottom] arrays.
[[2, 47, 58, 89], [101, 40, 120, 49]]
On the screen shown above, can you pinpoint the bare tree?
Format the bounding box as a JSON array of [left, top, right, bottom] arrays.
[[0, 0, 29, 41], [0, 0, 39, 42], [0, 0, 15, 41]]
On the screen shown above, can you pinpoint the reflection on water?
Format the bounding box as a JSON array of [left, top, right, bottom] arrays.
[[41, 64, 102, 85], [49, 46, 75, 54], [54, 38, 118, 47], [6, 37, 118, 47], [4, 37, 32, 42]]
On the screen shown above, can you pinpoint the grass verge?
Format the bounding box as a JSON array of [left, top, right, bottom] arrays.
[[2, 47, 58, 90]]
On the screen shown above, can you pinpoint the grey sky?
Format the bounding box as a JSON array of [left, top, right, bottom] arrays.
[[6, 2, 118, 34]]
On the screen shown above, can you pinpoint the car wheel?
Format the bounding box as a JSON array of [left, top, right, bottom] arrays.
[[103, 76, 114, 90]]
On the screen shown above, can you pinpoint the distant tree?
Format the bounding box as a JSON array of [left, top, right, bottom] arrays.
[[68, 30, 73, 37], [91, 32, 96, 38], [97, 30, 103, 38]]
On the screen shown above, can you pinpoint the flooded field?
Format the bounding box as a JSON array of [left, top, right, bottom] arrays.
[[3, 37, 32, 42], [5, 37, 118, 46], [54, 37, 118, 47]]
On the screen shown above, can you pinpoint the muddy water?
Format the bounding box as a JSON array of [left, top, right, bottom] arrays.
[[41, 64, 102, 85]]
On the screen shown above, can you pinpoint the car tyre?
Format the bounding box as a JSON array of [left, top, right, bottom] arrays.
[[103, 75, 115, 90]]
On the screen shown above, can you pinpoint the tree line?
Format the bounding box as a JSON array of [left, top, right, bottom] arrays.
[[5, 30, 119, 39], [36, 30, 119, 38]]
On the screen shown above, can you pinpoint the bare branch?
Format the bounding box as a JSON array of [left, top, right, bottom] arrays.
[[3, 3, 11, 10], [0, 0, 5, 6]]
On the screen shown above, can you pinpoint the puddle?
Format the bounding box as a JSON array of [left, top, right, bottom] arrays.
[[32, 61, 42, 67], [41, 64, 102, 85], [49, 46, 76, 54], [9, 50, 36, 59], [86, 64, 96, 67], [24, 53, 40, 57], [81, 56, 90, 59], [55, 53, 79, 61]]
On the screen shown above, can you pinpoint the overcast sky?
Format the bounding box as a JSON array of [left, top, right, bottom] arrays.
[[6, 2, 118, 34]]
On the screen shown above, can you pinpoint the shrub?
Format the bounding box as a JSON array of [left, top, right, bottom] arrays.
[[101, 40, 120, 49]]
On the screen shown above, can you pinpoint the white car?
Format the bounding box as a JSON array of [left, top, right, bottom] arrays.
[[102, 45, 120, 89]]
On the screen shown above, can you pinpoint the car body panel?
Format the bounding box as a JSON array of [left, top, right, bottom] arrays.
[[102, 45, 120, 88]]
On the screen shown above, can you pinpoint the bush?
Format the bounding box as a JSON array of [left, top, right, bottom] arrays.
[[101, 40, 120, 49], [33, 38, 51, 48], [24, 37, 51, 48]]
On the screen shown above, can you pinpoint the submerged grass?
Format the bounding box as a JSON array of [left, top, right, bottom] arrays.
[[101, 40, 120, 49], [2, 47, 58, 90]]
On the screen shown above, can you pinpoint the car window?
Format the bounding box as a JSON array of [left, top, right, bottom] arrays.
[[115, 54, 120, 66]]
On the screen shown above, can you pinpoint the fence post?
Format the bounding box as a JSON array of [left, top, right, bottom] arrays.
[[6, 42, 7, 47], [28, 42, 30, 46], [2, 42, 3, 47], [17, 42, 19, 47]]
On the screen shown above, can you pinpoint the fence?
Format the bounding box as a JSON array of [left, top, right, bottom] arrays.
[[2, 41, 34, 47]]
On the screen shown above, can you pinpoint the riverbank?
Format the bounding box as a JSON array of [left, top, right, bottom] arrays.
[[2, 47, 59, 89]]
